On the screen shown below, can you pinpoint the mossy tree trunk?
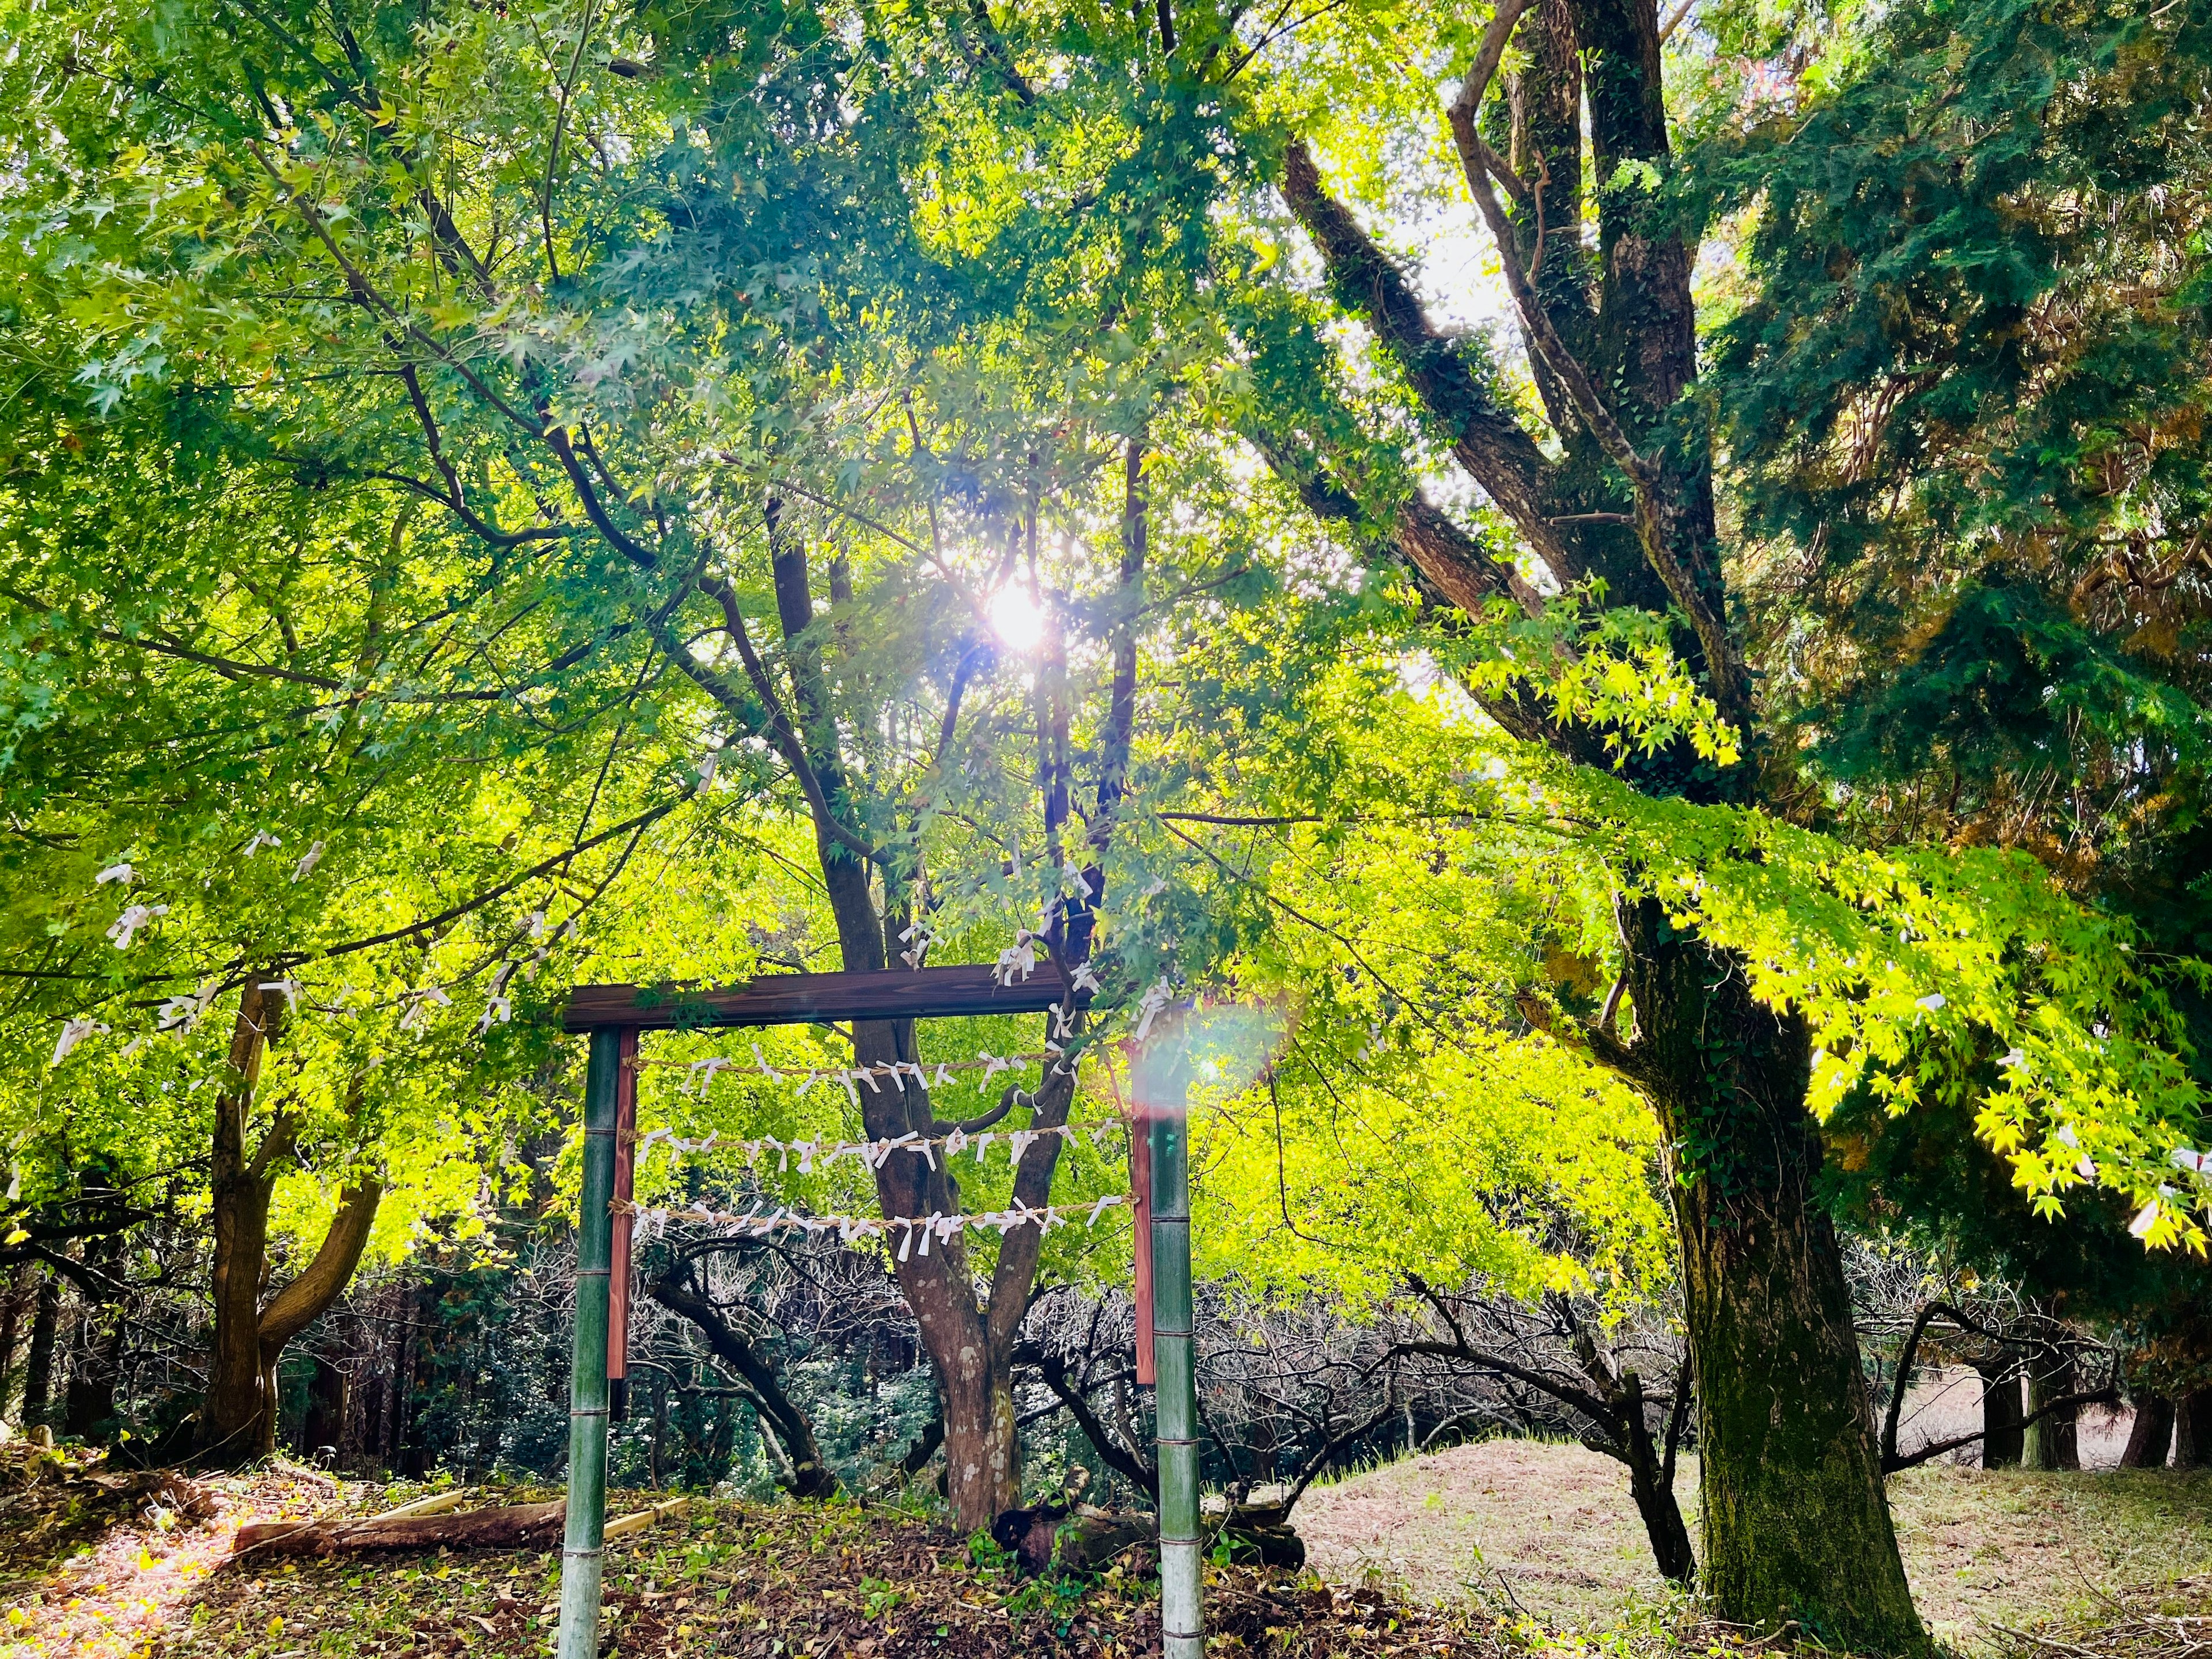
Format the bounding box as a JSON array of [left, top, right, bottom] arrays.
[[1624, 903, 1924, 1652]]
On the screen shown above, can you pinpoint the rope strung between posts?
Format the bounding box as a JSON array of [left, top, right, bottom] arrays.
[[615, 1193, 1130, 1259], [628, 1118, 1124, 1173], [634, 1046, 1065, 1097]]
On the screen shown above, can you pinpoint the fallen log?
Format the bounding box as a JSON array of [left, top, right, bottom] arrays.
[[994, 1504, 1159, 1575], [1056, 1509, 1157, 1573], [1201, 1492, 1306, 1570], [1217, 1521, 1305, 1569], [233, 1499, 565, 1557]]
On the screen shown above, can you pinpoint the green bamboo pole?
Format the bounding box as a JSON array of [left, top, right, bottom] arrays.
[[1146, 1035, 1202, 1659], [556, 1027, 626, 1659]]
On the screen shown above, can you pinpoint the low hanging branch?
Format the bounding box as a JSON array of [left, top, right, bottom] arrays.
[[1017, 1339, 1158, 1498], [1387, 1278, 1697, 1585], [646, 1252, 839, 1501]]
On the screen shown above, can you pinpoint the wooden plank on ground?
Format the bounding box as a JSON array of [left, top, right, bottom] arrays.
[[560, 964, 1082, 1032], [374, 1489, 470, 1522], [603, 1497, 690, 1540]]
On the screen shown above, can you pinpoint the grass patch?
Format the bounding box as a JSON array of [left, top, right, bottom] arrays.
[[1296, 1443, 2212, 1652]]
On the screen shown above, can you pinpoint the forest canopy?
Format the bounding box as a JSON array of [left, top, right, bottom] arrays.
[[0, 0, 2207, 1648]]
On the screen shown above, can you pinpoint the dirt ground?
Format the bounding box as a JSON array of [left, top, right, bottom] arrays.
[[1295, 1439, 2212, 1650], [0, 1452, 1503, 1659]]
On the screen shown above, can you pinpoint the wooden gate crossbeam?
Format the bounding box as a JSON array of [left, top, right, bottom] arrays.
[[560, 963, 1082, 1032]]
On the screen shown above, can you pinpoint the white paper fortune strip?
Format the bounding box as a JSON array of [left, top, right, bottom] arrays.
[[613, 1194, 1129, 1260], [630, 1118, 1120, 1174], [638, 1048, 1065, 1097]]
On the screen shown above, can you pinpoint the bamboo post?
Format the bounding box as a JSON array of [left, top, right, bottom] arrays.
[[1138, 1018, 1200, 1659], [556, 1027, 628, 1659]]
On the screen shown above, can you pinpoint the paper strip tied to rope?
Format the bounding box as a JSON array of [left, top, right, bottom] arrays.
[[645, 1048, 1067, 1099], [631, 1119, 1120, 1175], [616, 1194, 1129, 1260]]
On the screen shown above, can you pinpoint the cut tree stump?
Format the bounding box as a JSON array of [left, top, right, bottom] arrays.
[[233, 1499, 566, 1556], [1201, 1492, 1306, 1570]]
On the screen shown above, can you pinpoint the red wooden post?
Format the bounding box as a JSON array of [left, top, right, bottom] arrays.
[[1131, 1106, 1154, 1385], [608, 1027, 638, 1421]]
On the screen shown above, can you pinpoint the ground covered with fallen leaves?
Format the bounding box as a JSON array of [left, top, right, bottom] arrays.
[[0, 1452, 1529, 1659], [145, 1490, 1529, 1659], [0, 1445, 2202, 1659]]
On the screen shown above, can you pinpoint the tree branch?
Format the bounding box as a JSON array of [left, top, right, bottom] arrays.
[[699, 570, 876, 861], [310, 797, 680, 964], [257, 1180, 384, 1353], [1019, 1342, 1158, 1497], [1455, 142, 1751, 729], [1278, 143, 1582, 592], [1386, 1337, 1619, 1428], [1884, 1386, 2119, 1475]]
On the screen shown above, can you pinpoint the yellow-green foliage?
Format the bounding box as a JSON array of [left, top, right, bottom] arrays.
[[1141, 629, 2209, 1286], [1195, 1035, 1671, 1310], [1547, 765, 2211, 1249]]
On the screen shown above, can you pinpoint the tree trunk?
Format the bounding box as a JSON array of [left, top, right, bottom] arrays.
[[300, 1355, 348, 1460], [940, 1349, 1020, 1520], [1626, 903, 1923, 1653], [1977, 1359, 2025, 1468], [21, 1267, 58, 1430], [2120, 1394, 2174, 1469], [756, 499, 1017, 1529], [63, 1228, 131, 1445], [202, 983, 289, 1463], [744, 467, 1143, 1533], [2173, 1388, 2212, 1469], [650, 1381, 668, 1487], [901, 1412, 946, 1479], [201, 985, 385, 1465], [0, 1262, 33, 1423], [1618, 1374, 1698, 1587], [2027, 1354, 2081, 1471], [1270, 4, 1918, 1630], [1555, 1319, 1696, 1586], [64, 1305, 124, 1444]]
